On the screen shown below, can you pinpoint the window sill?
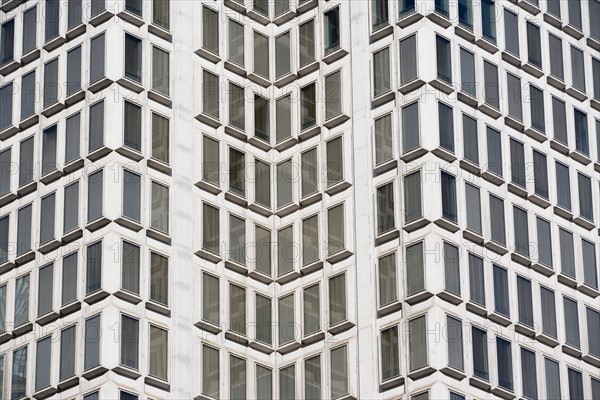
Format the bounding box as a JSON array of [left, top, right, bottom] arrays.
[[194, 320, 221, 335], [148, 90, 172, 108], [504, 117, 526, 135], [195, 113, 221, 129], [531, 262, 554, 278], [57, 376, 79, 392], [400, 147, 428, 163], [59, 301, 82, 318], [0, 260, 15, 275], [0, 0, 25, 13], [569, 150, 591, 166], [469, 376, 491, 392], [379, 375, 405, 392], [194, 248, 222, 265], [487, 312, 511, 327], [0, 191, 16, 208], [297, 60, 320, 77], [116, 146, 144, 163], [553, 205, 573, 221], [588, 37, 600, 52], [146, 301, 171, 317], [322, 48, 348, 65], [370, 25, 393, 44], [33, 386, 58, 400], [112, 365, 141, 380], [454, 25, 475, 42], [85, 217, 112, 233], [88, 77, 114, 94], [592, 98, 600, 113], [249, 340, 273, 355], [432, 146, 456, 163], [371, 91, 395, 109], [546, 75, 566, 91], [490, 386, 515, 400], [0, 59, 20, 77], [147, 228, 171, 245], [302, 331, 325, 346], [14, 250, 35, 266], [65, 89, 86, 107], [582, 354, 600, 368], [521, 62, 544, 79], [324, 113, 350, 130], [326, 249, 353, 264], [374, 229, 399, 247], [501, 51, 520, 67], [247, 9, 270, 26], [224, 0, 246, 14], [117, 77, 144, 94], [325, 181, 351, 197], [297, 0, 318, 14], [248, 135, 271, 152], [507, 182, 528, 199], [327, 320, 355, 336], [248, 270, 273, 284], [562, 24, 584, 40], [439, 366, 466, 381], [403, 217, 431, 233], [405, 291, 433, 306], [543, 12, 562, 28], [528, 193, 550, 209], [300, 192, 322, 208], [300, 260, 323, 276], [274, 72, 297, 88], [248, 202, 272, 217], [427, 11, 452, 28], [118, 10, 145, 27], [18, 114, 39, 132], [36, 311, 60, 327], [82, 365, 108, 381], [565, 86, 587, 102], [577, 283, 599, 299], [43, 36, 66, 53], [89, 10, 114, 27], [12, 322, 33, 339], [224, 260, 248, 276], [510, 252, 531, 267], [17, 181, 38, 198], [147, 158, 171, 176], [456, 91, 478, 108], [276, 270, 301, 285], [399, 78, 425, 95], [535, 332, 559, 348], [148, 24, 172, 42], [195, 47, 220, 64], [66, 24, 86, 42], [83, 290, 109, 305], [224, 331, 248, 346], [437, 291, 462, 306], [478, 103, 501, 119], [38, 238, 62, 255], [475, 37, 498, 54], [397, 11, 423, 29], [145, 376, 171, 392], [557, 273, 578, 288], [247, 72, 271, 88], [377, 301, 402, 318], [61, 228, 83, 245], [224, 191, 248, 207], [373, 159, 397, 177], [298, 125, 321, 142], [428, 78, 454, 95], [514, 322, 535, 338], [434, 218, 460, 233], [274, 9, 296, 26], [20, 49, 40, 66], [459, 159, 481, 176], [562, 344, 582, 359], [113, 289, 142, 305], [465, 301, 487, 318], [463, 229, 484, 245], [224, 124, 247, 142], [224, 60, 247, 78], [41, 102, 65, 119], [407, 366, 436, 381], [274, 136, 298, 152], [572, 215, 595, 231], [277, 341, 302, 355]]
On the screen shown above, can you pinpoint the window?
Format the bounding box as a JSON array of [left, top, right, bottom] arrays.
[[275, 160, 292, 209], [301, 83, 317, 130], [18, 137, 34, 188], [325, 71, 342, 120], [23, 7, 37, 55], [277, 226, 293, 276], [120, 315, 139, 370], [200, 136, 220, 187], [62, 252, 78, 306], [151, 113, 169, 165], [87, 169, 103, 222], [496, 338, 513, 391], [373, 47, 390, 98], [149, 325, 168, 381], [303, 284, 320, 336], [21, 71, 36, 120], [544, 358, 561, 400], [559, 228, 576, 277], [254, 95, 270, 142], [124, 34, 143, 83], [66, 46, 82, 96], [555, 162, 571, 210], [582, 240, 598, 289], [202, 344, 220, 398], [536, 217, 553, 268], [486, 126, 503, 177], [443, 243, 460, 296], [151, 181, 169, 233], [43, 58, 59, 109], [381, 326, 399, 381], [399, 0, 415, 17], [152, 47, 169, 96], [504, 9, 519, 56], [379, 253, 398, 306], [376, 182, 394, 234], [326, 136, 344, 187], [14, 274, 29, 327], [63, 182, 79, 233], [202, 6, 218, 54], [400, 35, 417, 85], [408, 315, 427, 371], [68, 0, 82, 29], [305, 356, 321, 398], [230, 284, 246, 336], [253, 32, 269, 79], [593, 379, 600, 400], [230, 356, 246, 399], [0, 284, 5, 332], [202, 71, 219, 119], [0, 20, 14, 66], [458, 0, 472, 29], [228, 19, 245, 67], [35, 337, 51, 391], [483, 61, 499, 109], [252, 160, 270, 209], [0, 83, 13, 131], [274, 0, 289, 16], [90, 33, 105, 83], [517, 276, 534, 327], [587, 307, 600, 358], [372, 0, 389, 30], [84, 315, 101, 370], [513, 206, 530, 258], [441, 171, 457, 223], [570, 46, 585, 93], [0, 148, 9, 197], [594, 58, 600, 100], [229, 215, 246, 266], [254, 0, 268, 16], [540, 286, 557, 338], [278, 294, 294, 345], [530, 85, 545, 133], [90, 0, 105, 17], [551, 97, 568, 145], [229, 83, 245, 131], [257, 365, 272, 399], [406, 242, 424, 297], [435, 0, 449, 16], [472, 327, 488, 380], [329, 274, 346, 326], [493, 265, 509, 317], [564, 297, 580, 348], [447, 316, 464, 370], [328, 204, 345, 255], [276, 95, 291, 143], [463, 115, 478, 164], [465, 183, 482, 234], [578, 173, 593, 221], [125, 0, 142, 15], [374, 114, 393, 165], [527, 22, 542, 68], [547, 0, 561, 17], [469, 254, 485, 306], [16, 205, 32, 256], [60, 326, 76, 381], [153, 0, 170, 30], [40, 193, 56, 245], [436, 35, 451, 84], [123, 101, 143, 152], [567, 368, 583, 400], [0, 215, 7, 264], [481, 0, 495, 42], [592, 0, 600, 40], [11, 346, 27, 400], [275, 32, 291, 79], [324, 7, 340, 55], [121, 241, 140, 295], [89, 100, 105, 152], [401, 169, 425, 224], [568, 0, 582, 30], [438, 102, 454, 152], [120, 392, 137, 400], [45, 0, 60, 42], [279, 364, 295, 400], [460, 48, 476, 97], [331, 346, 348, 398], [548, 34, 564, 81], [202, 272, 219, 327], [574, 108, 589, 155], [299, 20, 315, 67], [86, 241, 102, 295], [533, 150, 548, 198]]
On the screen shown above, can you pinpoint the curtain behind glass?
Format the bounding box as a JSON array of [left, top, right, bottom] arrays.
[[40, 193, 56, 244], [563, 297, 580, 348], [86, 242, 102, 295], [486, 127, 502, 176], [536, 218, 553, 267], [325, 71, 342, 120], [462, 114, 478, 164], [555, 162, 571, 209], [559, 229, 575, 277], [540, 287, 557, 337], [465, 183, 481, 233], [548, 34, 564, 80], [381, 326, 399, 380], [229, 284, 246, 335], [329, 274, 346, 325], [21, 71, 35, 119], [121, 241, 140, 294], [17, 205, 32, 255], [404, 171, 422, 223], [230, 356, 246, 399], [37, 264, 53, 316], [149, 326, 168, 380], [400, 35, 417, 84], [61, 252, 78, 306], [373, 47, 390, 98], [493, 265, 509, 316], [586, 308, 600, 357], [582, 240, 598, 289], [202, 6, 218, 53], [496, 339, 513, 390], [202, 273, 219, 325], [568, 368, 584, 400], [472, 327, 488, 380], [545, 358, 561, 400], [304, 356, 320, 399], [60, 326, 76, 380], [526, 23, 542, 67], [202, 346, 219, 397], [460, 49, 476, 97], [151, 182, 169, 233], [503, 9, 519, 56], [303, 284, 320, 336], [469, 254, 485, 305], [517, 276, 534, 327], [330, 346, 348, 398], [35, 337, 51, 390], [446, 316, 464, 370], [513, 206, 530, 257], [406, 242, 424, 296], [84, 315, 100, 370], [19, 137, 34, 187], [120, 315, 139, 369], [408, 316, 427, 371], [65, 113, 81, 163], [441, 172, 457, 222], [255, 294, 271, 345], [444, 243, 460, 295]]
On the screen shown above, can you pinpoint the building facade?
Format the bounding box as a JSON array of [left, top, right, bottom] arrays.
[[0, 0, 599, 399]]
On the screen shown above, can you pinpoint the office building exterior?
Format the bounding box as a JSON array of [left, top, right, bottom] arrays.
[[0, 0, 599, 399]]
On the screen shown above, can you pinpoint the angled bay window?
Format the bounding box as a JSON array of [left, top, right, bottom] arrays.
[[472, 327, 488, 380], [303, 284, 320, 336], [299, 20, 315, 67], [254, 95, 270, 142], [229, 215, 246, 266], [438, 102, 454, 152], [229, 148, 245, 197], [555, 162, 571, 210], [275, 32, 291, 79], [402, 102, 419, 153], [399, 34, 417, 85], [496, 338, 513, 391], [570, 46, 585, 93], [325, 71, 342, 120], [444, 243, 460, 296], [202, 71, 219, 119], [253, 31, 269, 79], [329, 273, 346, 326], [577, 172, 593, 221], [526, 22, 542, 68], [381, 326, 400, 381], [536, 217, 553, 267], [377, 182, 395, 234], [447, 316, 464, 371], [14, 274, 30, 327], [254, 0, 268, 16], [35, 338, 51, 391], [372, 0, 389, 30], [481, 0, 496, 42], [120, 315, 139, 370], [517, 276, 534, 327], [230, 284, 246, 336], [574, 108, 589, 155], [406, 242, 424, 297], [151, 113, 169, 165], [493, 265, 509, 317], [327, 136, 344, 187], [552, 97, 568, 144], [465, 183, 481, 234], [513, 206, 530, 258], [86, 241, 102, 295], [17, 204, 32, 256], [23, 7, 37, 55], [404, 170, 422, 224], [460, 48, 476, 97], [39, 193, 56, 245], [89, 100, 105, 152], [121, 241, 140, 295], [379, 252, 398, 306], [202, 6, 219, 54], [124, 101, 142, 152], [582, 240, 598, 289], [255, 294, 272, 345], [43, 58, 59, 109], [568, 0, 582, 30], [277, 160, 293, 208], [463, 115, 478, 164], [408, 315, 427, 371], [559, 228, 576, 277], [373, 47, 390, 98], [149, 325, 168, 381], [279, 364, 295, 399], [90, 33, 105, 83], [504, 9, 519, 57], [228, 19, 244, 67], [277, 226, 293, 276], [564, 297, 580, 349], [67, 46, 82, 96], [87, 169, 103, 222], [510, 138, 525, 187], [441, 171, 457, 223], [276, 95, 291, 143], [458, 0, 472, 29], [469, 254, 485, 306], [548, 34, 564, 81], [153, 0, 169, 29], [278, 294, 294, 345], [483, 61, 499, 109], [506, 73, 522, 121], [42, 125, 58, 177], [587, 308, 600, 357], [274, 0, 289, 17], [540, 286, 557, 338], [202, 272, 219, 326], [255, 159, 271, 208], [152, 46, 169, 96], [59, 326, 76, 381], [21, 71, 35, 120], [324, 7, 340, 55], [532, 150, 548, 198], [436, 35, 452, 84], [11, 346, 27, 400], [0, 83, 13, 132], [328, 204, 345, 255], [61, 253, 78, 306], [374, 114, 393, 165], [229, 83, 245, 131], [84, 315, 101, 370]]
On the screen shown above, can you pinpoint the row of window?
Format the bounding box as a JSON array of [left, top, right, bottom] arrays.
[[0, 312, 168, 400], [200, 342, 349, 400]]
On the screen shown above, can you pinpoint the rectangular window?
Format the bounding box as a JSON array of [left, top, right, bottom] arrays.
[[68, 0, 82, 30], [465, 183, 482, 234], [152, 46, 169, 96], [513, 206, 530, 257], [23, 7, 37, 55], [331, 346, 348, 398], [59, 326, 76, 381], [255, 159, 271, 208], [404, 171, 422, 223], [38, 270, 54, 322], [300, 149, 318, 199], [578, 173, 593, 221], [14, 274, 30, 327], [447, 316, 464, 370], [564, 297, 580, 348], [436, 35, 451, 83], [86, 241, 102, 295], [530, 85, 545, 133], [0, 83, 13, 131], [481, 0, 496, 42], [483, 61, 499, 109], [90, 33, 105, 83], [374, 114, 393, 165], [257, 365, 273, 400], [87, 170, 103, 222], [443, 243, 460, 295], [123, 101, 142, 152], [125, 34, 142, 83], [329, 274, 346, 326], [570, 46, 585, 93], [35, 337, 51, 391], [11, 346, 27, 400], [229, 214, 246, 266], [21, 71, 35, 120], [151, 113, 169, 164], [545, 358, 561, 400], [89, 100, 105, 152], [493, 265, 509, 317], [202, 345, 219, 397], [373, 47, 390, 98], [253, 32, 269, 79], [0, 284, 5, 333], [0, 148, 9, 197], [469, 254, 485, 306], [202, 272, 219, 326], [277, 226, 293, 276], [460, 48, 476, 97], [472, 327, 488, 380], [549, 34, 564, 80], [400, 35, 417, 85], [303, 284, 320, 336], [201, 136, 219, 186], [379, 253, 398, 306], [435, 0, 449, 16], [328, 204, 344, 255], [305, 356, 320, 399], [228, 20, 244, 66], [559, 228, 576, 277], [202, 71, 219, 119], [230, 284, 246, 336], [506, 73, 522, 121], [230, 356, 246, 399], [533, 150, 548, 198], [381, 326, 400, 381], [324, 7, 340, 55], [276, 95, 291, 143], [121, 241, 140, 295], [61, 252, 78, 306], [540, 286, 557, 338], [202, 6, 218, 54], [279, 364, 295, 400], [406, 242, 424, 297], [229, 148, 245, 195], [496, 338, 513, 391], [43, 58, 59, 109], [254, 95, 270, 142], [254, 0, 268, 16], [376, 183, 394, 234], [149, 325, 168, 380], [547, 0, 561, 17], [84, 315, 101, 370], [555, 162, 571, 210], [399, 0, 415, 17], [574, 108, 589, 155], [151, 181, 169, 233], [409, 315, 427, 371], [486, 126, 503, 177], [274, 0, 289, 16], [90, 0, 105, 17], [229, 83, 245, 131], [275, 32, 291, 79], [326, 136, 343, 187], [41, 125, 58, 177], [67, 46, 82, 96], [591, 0, 600, 40], [536, 217, 553, 268], [45, 0, 60, 42], [0, 20, 14, 66], [39, 193, 56, 245], [153, 0, 169, 30], [17, 205, 32, 255], [439, 102, 454, 152], [517, 276, 534, 327], [120, 315, 139, 370], [300, 83, 317, 130], [278, 294, 294, 345], [325, 71, 342, 120], [299, 20, 315, 67], [587, 308, 600, 357], [457, 0, 472, 28], [504, 9, 519, 56], [527, 22, 542, 68], [63, 182, 79, 233], [552, 97, 567, 144], [568, 368, 583, 400], [125, 0, 142, 15], [594, 58, 600, 100], [568, 0, 582, 30], [441, 171, 457, 223], [582, 240, 598, 289]]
